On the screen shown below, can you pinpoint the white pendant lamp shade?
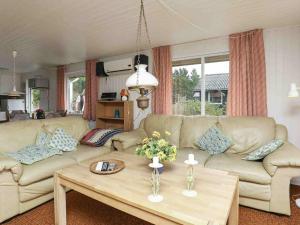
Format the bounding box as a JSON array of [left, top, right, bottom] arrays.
[[288, 83, 299, 98], [8, 50, 24, 97], [126, 64, 158, 90]]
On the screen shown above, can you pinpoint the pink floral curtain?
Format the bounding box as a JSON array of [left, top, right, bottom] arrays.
[[152, 46, 172, 114], [56, 65, 65, 111], [83, 59, 99, 120], [227, 29, 267, 116]]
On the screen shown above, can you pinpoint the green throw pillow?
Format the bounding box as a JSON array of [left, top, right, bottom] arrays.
[[243, 139, 284, 161], [47, 128, 78, 152], [195, 126, 232, 155], [4, 145, 61, 165]]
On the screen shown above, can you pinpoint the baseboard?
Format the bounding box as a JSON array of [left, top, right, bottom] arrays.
[[291, 177, 300, 186]]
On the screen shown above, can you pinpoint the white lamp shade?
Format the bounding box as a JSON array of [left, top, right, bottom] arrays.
[[288, 83, 299, 98], [126, 64, 158, 90]]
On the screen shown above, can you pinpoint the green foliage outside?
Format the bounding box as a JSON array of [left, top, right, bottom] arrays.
[[173, 68, 200, 101], [70, 76, 85, 103], [172, 67, 226, 116], [32, 89, 40, 109]]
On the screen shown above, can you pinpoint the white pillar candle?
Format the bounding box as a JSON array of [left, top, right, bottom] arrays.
[[188, 154, 194, 162], [153, 156, 159, 165]]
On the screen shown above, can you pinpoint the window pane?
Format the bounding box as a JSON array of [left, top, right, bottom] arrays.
[[172, 63, 202, 115], [68, 76, 85, 114], [204, 59, 229, 116]]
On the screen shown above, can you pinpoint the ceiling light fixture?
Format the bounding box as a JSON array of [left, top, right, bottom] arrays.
[[125, 0, 158, 110], [8, 51, 24, 97]]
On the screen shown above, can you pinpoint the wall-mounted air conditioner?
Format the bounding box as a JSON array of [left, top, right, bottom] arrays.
[[104, 58, 133, 74]]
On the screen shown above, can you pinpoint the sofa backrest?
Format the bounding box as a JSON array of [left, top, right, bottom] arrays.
[[0, 116, 89, 153], [142, 114, 183, 147], [180, 116, 218, 148], [42, 116, 89, 140], [218, 117, 276, 154]]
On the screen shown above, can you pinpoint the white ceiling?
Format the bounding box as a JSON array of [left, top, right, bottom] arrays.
[[0, 0, 299, 72]]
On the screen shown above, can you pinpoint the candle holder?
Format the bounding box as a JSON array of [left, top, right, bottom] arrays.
[[182, 154, 198, 197], [148, 156, 163, 202]]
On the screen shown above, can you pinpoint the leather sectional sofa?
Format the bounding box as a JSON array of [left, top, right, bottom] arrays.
[[112, 114, 300, 215], [0, 117, 111, 222]]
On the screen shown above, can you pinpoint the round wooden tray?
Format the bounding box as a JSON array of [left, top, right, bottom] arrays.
[[90, 159, 125, 175]]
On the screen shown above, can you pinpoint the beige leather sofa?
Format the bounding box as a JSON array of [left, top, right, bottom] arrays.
[[0, 116, 111, 222], [112, 114, 300, 215]]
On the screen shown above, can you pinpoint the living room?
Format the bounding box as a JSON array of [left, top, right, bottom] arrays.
[[0, 0, 300, 225]]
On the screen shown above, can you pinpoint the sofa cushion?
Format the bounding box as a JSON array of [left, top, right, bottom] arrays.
[[143, 114, 183, 147], [239, 181, 271, 201], [19, 177, 53, 202], [176, 148, 211, 167], [218, 117, 276, 154], [243, 139, 284, 161], [180, 116, 218, 148], [195, 126, 232, 155], [205, 153, 271, 184], [63, 145, 111, 163], [46, 128, 78, 152], [19, 155, 76, 185]]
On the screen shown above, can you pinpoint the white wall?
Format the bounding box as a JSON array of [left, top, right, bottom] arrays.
[[264, 25, 300, 148], [22, 68, 57, 111], [99, 50, 153, 128]]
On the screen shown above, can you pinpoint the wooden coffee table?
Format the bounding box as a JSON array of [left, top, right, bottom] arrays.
[[54, 151, 239, 225]]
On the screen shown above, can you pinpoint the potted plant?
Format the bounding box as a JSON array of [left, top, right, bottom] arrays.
[[136, 131, 177, 171], [35, 109, 45, 119]]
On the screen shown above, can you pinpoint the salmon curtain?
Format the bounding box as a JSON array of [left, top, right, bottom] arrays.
[[152, 46, 172, 114], [56, 65, 65, 111], [227, 29, 267, 116], [83, 59, 98, 121]]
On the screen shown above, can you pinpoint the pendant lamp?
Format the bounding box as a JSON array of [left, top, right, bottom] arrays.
[[125, 0, 158, 110], [8, 51, 24, 97]]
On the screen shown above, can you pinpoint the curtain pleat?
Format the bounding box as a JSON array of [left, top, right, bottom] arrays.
[[227, 29, 267, 116], [152, 46, 172, 114], [56, 65, 65, 111]]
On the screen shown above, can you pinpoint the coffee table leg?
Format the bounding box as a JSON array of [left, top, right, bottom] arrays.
[[54, 173, 66, 225], [228, 183, 239, 225]]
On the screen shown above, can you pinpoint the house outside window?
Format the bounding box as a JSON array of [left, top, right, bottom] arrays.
[[172, 54, 229, 116], [66, 74, 85, 114]]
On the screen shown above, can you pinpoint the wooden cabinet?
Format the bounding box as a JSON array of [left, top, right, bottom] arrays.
[[96, 101, 133, 131]]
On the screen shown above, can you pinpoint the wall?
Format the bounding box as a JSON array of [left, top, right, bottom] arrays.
[[21, 68, 57, 111], [264, 25, 300, 148], [99, 50, 153, 128]]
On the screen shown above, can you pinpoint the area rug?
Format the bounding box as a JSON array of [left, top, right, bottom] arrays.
[[3, 185, 300, 225]]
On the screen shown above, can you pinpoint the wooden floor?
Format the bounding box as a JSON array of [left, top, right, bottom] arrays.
[[3, 185, 300, 225]]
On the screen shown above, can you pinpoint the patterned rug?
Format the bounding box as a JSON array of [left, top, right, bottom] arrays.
[[3, 185, 300, 225]]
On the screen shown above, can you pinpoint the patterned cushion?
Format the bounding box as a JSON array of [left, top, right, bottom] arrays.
[[195, 126, 232, 155], [47, 128, 78, 152], [4, 145, 61, 165], [243, 139, 284, 161], [80, 128, 122, 147], [35, 131, 51, 146]]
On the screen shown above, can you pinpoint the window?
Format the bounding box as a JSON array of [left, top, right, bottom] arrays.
[[66, 75, 85, 114], [172, 54, 229, 116], [28, 88, 49, 112]]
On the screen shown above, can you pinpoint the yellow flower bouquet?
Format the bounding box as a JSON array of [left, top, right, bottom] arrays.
[[136, 131, 177, 162]]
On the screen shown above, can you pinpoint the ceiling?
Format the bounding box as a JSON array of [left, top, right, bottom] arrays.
[[0, 0, 299, 73]]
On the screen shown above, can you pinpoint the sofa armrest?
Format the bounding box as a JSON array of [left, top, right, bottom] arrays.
[[112, 129, 147, 151], [0, 155, 23, 181], [263, 142, 300, 176]]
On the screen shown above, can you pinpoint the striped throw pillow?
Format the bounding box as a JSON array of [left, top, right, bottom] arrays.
[[80, 128, 122, 147]]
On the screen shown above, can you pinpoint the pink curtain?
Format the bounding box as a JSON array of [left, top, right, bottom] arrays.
[[56, 65, 65, 111], [152, 46, 172, 114], [227, 29, 267, 116], [83, 59, 98, 120]]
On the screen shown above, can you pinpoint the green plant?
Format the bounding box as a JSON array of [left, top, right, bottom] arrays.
[[136, 131, 177, 162]]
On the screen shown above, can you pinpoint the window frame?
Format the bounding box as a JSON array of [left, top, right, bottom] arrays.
[[172, 52, 229, 116], [65, 71, 86, 115]]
